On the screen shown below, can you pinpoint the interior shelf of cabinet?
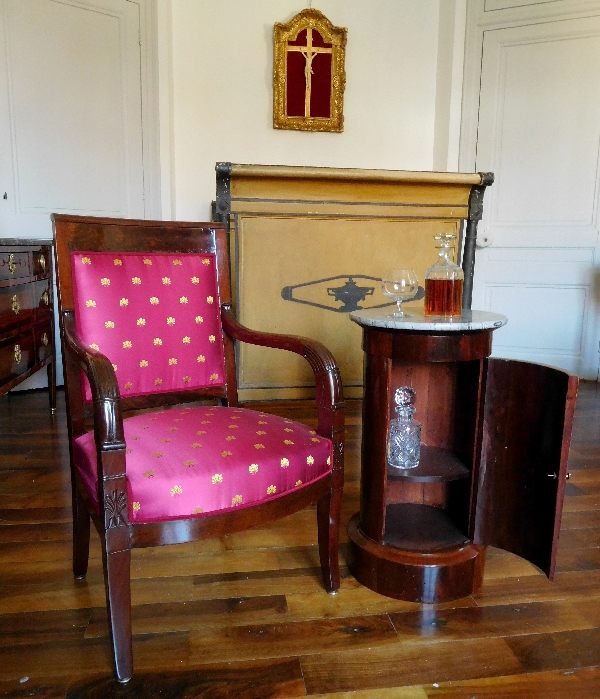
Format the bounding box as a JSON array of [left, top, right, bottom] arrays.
[[387, 445, 470, 483], [383, 502, 470, 552]]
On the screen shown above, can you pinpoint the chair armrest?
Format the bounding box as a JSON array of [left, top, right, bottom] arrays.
[[221, 304, 344, 473], [62, 311, 126, 456]]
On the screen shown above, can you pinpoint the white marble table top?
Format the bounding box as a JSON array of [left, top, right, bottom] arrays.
[[350, 308, 508, 332]]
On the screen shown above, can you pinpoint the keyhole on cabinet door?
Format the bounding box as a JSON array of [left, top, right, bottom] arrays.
[[2, 193, 7, 200]]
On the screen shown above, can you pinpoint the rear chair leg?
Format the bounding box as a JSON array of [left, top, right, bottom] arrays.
[[317, 487, 342, 594], [72, 483, 90, 579]]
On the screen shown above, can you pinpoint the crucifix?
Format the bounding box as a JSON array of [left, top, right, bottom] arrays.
[[287, 27, 333, 118], [273, 9, 347, 132]]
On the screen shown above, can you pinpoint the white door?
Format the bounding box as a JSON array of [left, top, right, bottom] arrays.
[[470, 14, 600, 379], [0, 0, 151, 387], [0, 0, 146, 236]]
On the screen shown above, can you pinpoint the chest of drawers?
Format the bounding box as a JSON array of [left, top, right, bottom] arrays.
[[0, 239, 56, 412]]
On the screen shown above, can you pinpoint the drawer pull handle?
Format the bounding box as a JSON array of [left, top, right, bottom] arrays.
[[8, 254, 16, 275], [41, 333, 49, 346], [41, 290, 50, 306], [39, 255, 46, 271], [11, 295, 20, 314], [13, 344, 22, 364]]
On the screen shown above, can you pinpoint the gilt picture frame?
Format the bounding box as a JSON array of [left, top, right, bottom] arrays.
[[273, 9, 347, 132]]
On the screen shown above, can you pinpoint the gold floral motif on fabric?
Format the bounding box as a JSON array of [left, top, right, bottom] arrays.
[[232, 495, 243, 506], [210, 373, 219, 381], [183, 376, 191, 383], [150, 297, 159, 304], [153, 338, 162, 346], [190, 443, 202, 448], [183, 460, 195, 467], [295, 480, 303, 487], [267, 485, 277, 495], [152, 452, 163, 458], [180, 296, 188, 304], [221, 451, 232, 457], [82, 257, 92, 265], [195, 316, 204, 324], [169, 358, 177, 365], [191, 277, 200, 284], [132, 277, 141, 285], [167, 317, 175, 325], [124, 382, 133, 390], [133, 502, 141, 511], [140, 360, 149, 368], [225, 436, 236, 441], [202, 259, 210, 266], [105, 321, 114, 328], [208, 335, 216, 343], [170, 485, 182, 496], [120, 298, 128, 306], [212, 474, 223, 484], [101, 278, 110, 286], [173, 259, 182, 266], [307, 455, 314, 464], [207, 296, 214, 304], [86, 300, 96, 307], [123, 341, 132, 349], [90, 343, 100, 351], [254, 444, 265, 449], [137, 318, 146, 326], [183, 336, 191, 344], [281, 458, 289, 468], [284, 440, 294, 445], [143, 259, 152, 265], [143, 471, 155, 478], [162, 277, 171, 285], [192, 507, 203, 514], [249, 464, 259, 474]]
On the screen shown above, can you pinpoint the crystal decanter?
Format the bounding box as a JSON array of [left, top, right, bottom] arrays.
[[387, 386, 421, 469], [424, 233, 464, 317]]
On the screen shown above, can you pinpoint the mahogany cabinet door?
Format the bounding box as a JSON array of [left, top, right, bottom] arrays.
[[471, 358, 578, 578]]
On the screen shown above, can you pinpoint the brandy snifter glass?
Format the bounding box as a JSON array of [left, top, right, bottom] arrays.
[[382, 268, 419, 318]]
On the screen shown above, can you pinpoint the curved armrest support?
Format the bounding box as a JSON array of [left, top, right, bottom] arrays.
[[221, 305, 344, 479], [62, 311, 126, 457]]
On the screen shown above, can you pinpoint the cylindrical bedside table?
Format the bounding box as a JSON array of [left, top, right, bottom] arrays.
[[348, 309, 507, 604]]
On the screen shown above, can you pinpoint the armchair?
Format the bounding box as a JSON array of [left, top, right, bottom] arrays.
[[52, 215, 344, 683]]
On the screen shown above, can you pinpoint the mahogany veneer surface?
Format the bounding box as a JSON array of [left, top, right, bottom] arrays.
[[0, 385, 600, 697]]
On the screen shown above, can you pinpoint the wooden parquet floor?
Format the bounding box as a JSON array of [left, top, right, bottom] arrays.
[[1, 384, 600, 697]]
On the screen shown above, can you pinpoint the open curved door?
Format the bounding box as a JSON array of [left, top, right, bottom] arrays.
[[471, 358, 578, 578]]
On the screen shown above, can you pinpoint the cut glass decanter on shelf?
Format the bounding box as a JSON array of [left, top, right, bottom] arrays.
[[387, 386, 421, 469], [424, 233, 463, 317]]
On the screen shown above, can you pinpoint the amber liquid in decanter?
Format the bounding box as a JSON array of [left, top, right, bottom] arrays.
[[424, 233, 464, 317], [424, 278, 463, 316]]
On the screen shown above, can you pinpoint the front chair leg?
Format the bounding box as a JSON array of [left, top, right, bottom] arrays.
[[72, 482, 90, 579], [317, 486, 342, 594], [103, 547, 133, 683]]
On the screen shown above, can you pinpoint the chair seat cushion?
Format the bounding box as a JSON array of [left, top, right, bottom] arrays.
[[73, 406, 332, 523]]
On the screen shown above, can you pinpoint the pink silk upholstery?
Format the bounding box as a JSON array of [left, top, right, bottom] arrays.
[[71, 252, 226, 401], [72, 406, 332, 523]]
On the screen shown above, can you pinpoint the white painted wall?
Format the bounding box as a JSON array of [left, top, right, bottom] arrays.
[[158, 0, 446, 221]]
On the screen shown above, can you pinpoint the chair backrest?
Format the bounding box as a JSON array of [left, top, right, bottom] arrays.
[[53, 216, 237, 422]]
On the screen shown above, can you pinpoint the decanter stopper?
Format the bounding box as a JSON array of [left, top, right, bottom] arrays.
[[388, 386, 421, 469]]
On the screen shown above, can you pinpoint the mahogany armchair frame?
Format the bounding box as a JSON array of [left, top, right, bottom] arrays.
[[52, 215, 344, 683]]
